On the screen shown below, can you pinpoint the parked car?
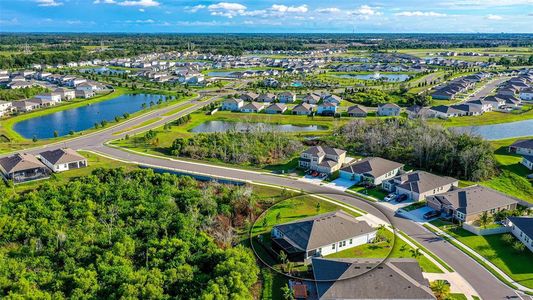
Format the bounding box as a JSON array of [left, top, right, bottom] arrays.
[[396, 194, 408, 203], [384, 193, 396, 202], [423, 210, 441, 220], [311, 171, 319, 177]]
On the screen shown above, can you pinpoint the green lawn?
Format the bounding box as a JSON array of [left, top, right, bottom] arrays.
[[12, 151, 139, 193], [431, 221, 533, 289], [350, 185, 389, 200], [112, 117, 162, 135], [402, 201, 428, 212], [326, 228, 443, 273], [447, 293, 468, 300]]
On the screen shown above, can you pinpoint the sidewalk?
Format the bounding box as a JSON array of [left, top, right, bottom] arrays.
[[425, 223, 533, 294], [423, 272, 479, 300]]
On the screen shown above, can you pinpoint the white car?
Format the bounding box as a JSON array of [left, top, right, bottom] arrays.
[[384, 193, 396, 202]]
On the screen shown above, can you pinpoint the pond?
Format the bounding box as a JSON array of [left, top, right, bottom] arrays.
[[14, 93, 166, 139], [451, 119, 533, 140], [333, 73, 410, 82], [80, 67, 127, 75], [190, 121, 328, 133]]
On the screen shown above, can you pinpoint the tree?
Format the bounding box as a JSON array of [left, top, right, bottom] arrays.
[[501, 233, 514, 244], [281, 284, 294, 300], [261, 217, 268, 228], [513, 241, 525, 252], [53, 130, 58, 138], [410, 248, 423, 259], [430, 280, 450, 300], [276, 211, 282, 223], [315, 201, 321, 213], [477, 211, 493, 229]]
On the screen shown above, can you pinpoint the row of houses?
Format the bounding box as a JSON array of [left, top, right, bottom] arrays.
[[0, 148, 87, 184], [298, 146, 525, 223], [431, 73, 490, 100]]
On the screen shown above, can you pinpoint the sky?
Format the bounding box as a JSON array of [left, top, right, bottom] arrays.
[[0, 0, 532, 33]]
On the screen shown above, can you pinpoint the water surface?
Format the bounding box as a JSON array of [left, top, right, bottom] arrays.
[[451, 119, 533, 140]]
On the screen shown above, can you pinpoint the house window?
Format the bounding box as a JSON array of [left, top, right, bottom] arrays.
[[332, 244, 335, 249], [349, 239, 353, 244]]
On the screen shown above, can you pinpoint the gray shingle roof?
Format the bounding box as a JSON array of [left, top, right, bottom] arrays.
[[273, 210, 374, 251], [312, 258, 435, 299], [510, 139, 533, 150], [341, 157, 404, 178], [507, 217, 533, 239], [394, 171, 457, 194], [39, 148, 86, 165], [0, 153, 46, 174]]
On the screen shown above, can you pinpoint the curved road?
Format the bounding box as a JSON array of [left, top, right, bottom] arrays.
[[4, 93, 529, 299]]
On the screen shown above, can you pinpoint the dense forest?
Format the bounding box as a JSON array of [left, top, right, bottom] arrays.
[[170, 129, 302, 166], [0, 168, 260, 299], [328, 119, 497, 181]]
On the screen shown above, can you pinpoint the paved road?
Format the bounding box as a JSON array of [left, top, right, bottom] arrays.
[[3, 90, 528, 299], [466, 76, 509, 102]]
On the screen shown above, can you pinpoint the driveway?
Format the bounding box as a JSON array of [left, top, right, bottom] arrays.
[[325, 178, 355, 191], [400, 206, 435, 223], [423, 272, 480, 300]]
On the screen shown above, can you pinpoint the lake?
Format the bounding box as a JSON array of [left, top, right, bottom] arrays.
[[334, 73, 410, 82], [80, 67, 126, 75], [451, 119, 533, 140], [190, 121, 328, 133], [14, 93, 166, 139]]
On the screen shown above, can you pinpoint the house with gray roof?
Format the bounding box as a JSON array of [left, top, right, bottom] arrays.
[[427, 185, 519, 222], [0, 153, 50, 183], [221, 98, 244, 111], [303, 93, 321, 104], [509, 139, 533, 156], [271, 210, 376, 262], [292, 103, 313, 115], [346, 105, 368, 117], [240, 101, 265, 113], [377, 103, 401, 116], [505, 217, 533, 253], [278, 91, 296, 103], [383, 171, 458, 202], [340, 157, 404, 185], [311, 257, 435, 300], [451, 103, 483, 116], [429, 105, 463, 118], [264, 103, 287, 114], [39, 148, 87, 173], [240, 92, 259, 102], [257, 92, 276, 103], [299, 146, 347, 175]]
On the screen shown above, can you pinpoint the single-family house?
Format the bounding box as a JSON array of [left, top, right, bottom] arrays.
[[483, 95, 506, 109], [0, 153, 50, 183], [346, 105, 368, 117], [317, 103, 337, 116], [383, 171, 459, 202], [264, 103, 287, 114], [311, 258, 435, 300], [466, 100, 493, 112], [75, 90, 94, 99], [35, 92, 62, 103], [240, 92, 259, 102], [76, 82, 96, 92], [257, 93, 276, 103], [521, 155, 533, 170], [504, 217, 533, 253], [292, 103, 313, 115], [30, 97, 56, 107], [299, 146, 346, 175], [377, 103, 401, 116], [278, 91, 296, 103], [54, 88, 76, 101], [427, 185, 519, 223], [323, 95, 342, 106], [303, 93, 321, 104], [519, 88, 533, 101], [271, 210, 376, 262], [240, 102, 264, 113], [12, 99, 41, 112], [429, 105, 463, 118], [509, 139, 533, 156], [221, 98, 244, 111], [39, 148, 88, 173], [0, 100, 13, 117], [340, 157, 404, 185], [451, 103, 483, 116]]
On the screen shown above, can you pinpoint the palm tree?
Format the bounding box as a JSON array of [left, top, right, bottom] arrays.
[[410, 248, 423, 259], [281, 284, 294, 300], [477, 211, 493, 229], [430, 280, 450, 300]]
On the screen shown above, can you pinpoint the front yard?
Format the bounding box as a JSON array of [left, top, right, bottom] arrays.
[[430, 220, 533, 289]]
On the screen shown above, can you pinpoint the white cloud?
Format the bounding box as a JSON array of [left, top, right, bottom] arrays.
[[118, 0, 159, 7], [126, 19, 155, 23], [139, 8, 145, 12], [439, 0, 533, 9], [270, 4, 308, 13], [36, 0, 63, 7], [395, 11, 447, 17], [349, 5, 382, 19], [485, 14, 503, 20], [316, 7, 341, 14], [0, 18, 19, 25], [93, 0, 116, 4], [186, 4, 206, 13], [207, 2, 247, 18]]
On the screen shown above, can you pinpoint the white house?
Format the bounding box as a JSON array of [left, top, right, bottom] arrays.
[[519, 88, 533, 101], [509, 139, 533, 156], [35, 93, 62, 103], [54, 88, 76, 101], [278, 92, 296, 103], [505, 217, 533, 253], [340, 157, 404, 185], [240, 102, 264, 113], [0, 100, 13, 117], [39, 148, 87, 173], [271, 210, 376, 262], [76, 82, 96, 92], [521, 156, 533, 170], [377, 103, 401, 116]]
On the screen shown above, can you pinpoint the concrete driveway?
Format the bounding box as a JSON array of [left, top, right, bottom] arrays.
[[325, 178, 355, 191], [401, 206, 435, 223]]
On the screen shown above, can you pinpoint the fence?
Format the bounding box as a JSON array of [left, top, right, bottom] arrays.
[[462, 222, 510, 236]]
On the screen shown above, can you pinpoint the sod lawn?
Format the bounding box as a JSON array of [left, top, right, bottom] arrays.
[[430, 220, 533, 289]]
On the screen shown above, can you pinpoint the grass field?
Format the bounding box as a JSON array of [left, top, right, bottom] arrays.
[[326, 228, 443, 273], [431, 220, 533, 289]]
